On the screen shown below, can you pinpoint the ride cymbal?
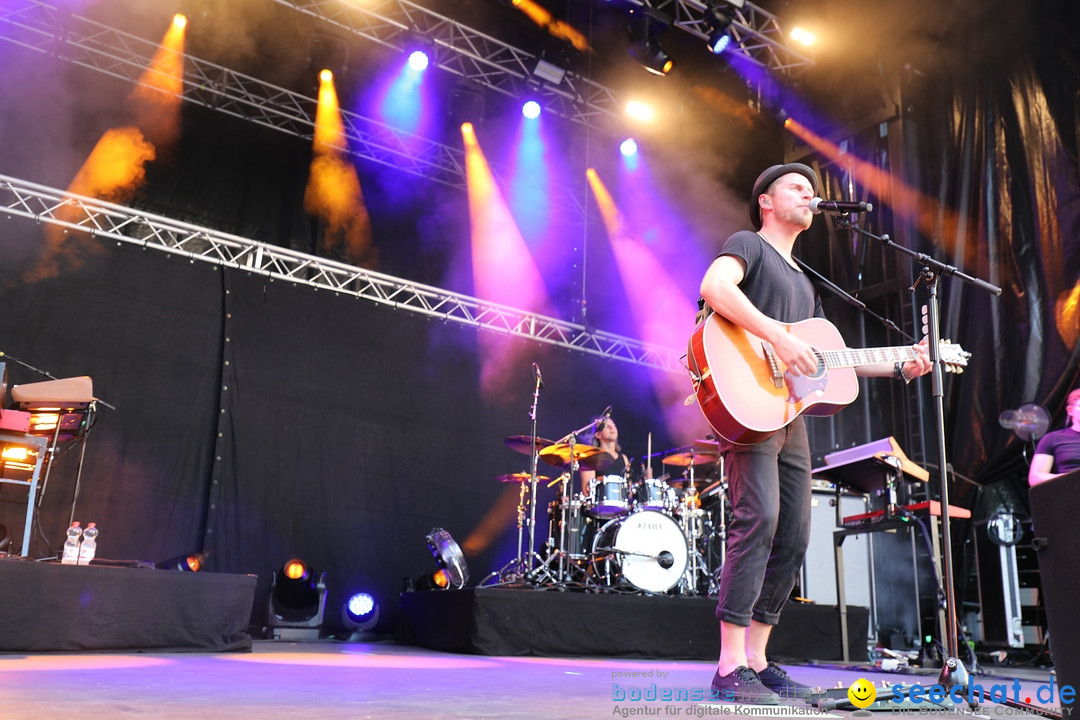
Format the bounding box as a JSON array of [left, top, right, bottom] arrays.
[[661, 450, 718, 467], [504, 435, 554, 455], [539, 443, 602, 469], [496, 472, 550, 483]]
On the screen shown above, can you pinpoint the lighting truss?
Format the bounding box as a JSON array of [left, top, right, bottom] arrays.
[[0, 0, 587, 223], [623, 0, 814, 76], [272, 0, 623, 130], [0, 174, 683, 373]]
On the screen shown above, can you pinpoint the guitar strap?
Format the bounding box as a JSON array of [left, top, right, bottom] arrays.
[[793, 257, 915, 342]]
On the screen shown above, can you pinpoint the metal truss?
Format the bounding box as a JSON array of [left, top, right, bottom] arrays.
[[0, 174, 683, 372], [626, 0, 815, 76], [0, 0, 587, 222], [273, 0, 623, 131]]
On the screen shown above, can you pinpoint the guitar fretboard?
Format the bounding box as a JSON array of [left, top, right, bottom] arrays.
[[819, 346, 916, 368]]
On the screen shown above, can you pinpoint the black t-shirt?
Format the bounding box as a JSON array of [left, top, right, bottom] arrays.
[[717, 230, 823, 323], [1035, 427, 1080, 474]]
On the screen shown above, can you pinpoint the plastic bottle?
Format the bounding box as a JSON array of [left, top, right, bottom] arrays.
[[78, 523, 98, 566], [61, 521, 82, 565]]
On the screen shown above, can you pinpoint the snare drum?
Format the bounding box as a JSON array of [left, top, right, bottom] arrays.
[[589, 475, 631, 518], [635, 478, 675, 512]]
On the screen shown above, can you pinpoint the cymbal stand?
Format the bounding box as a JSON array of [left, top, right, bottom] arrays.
[[542, 417, 603, 586], [677, 461, 707, 595], [524, 366, 544, 576]]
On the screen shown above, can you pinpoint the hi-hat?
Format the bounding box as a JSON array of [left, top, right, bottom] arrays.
[[496, 472, 550, 483], [539, 443, 614, 471], [504, 435, 554, 455]]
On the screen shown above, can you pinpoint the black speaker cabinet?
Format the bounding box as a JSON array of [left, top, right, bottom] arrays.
[[1029, 468, 1080, 696]]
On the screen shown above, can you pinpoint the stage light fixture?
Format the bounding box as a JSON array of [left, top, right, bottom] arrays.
[[620, 138, 638, 157], [267, 557, 327, 640], [625, 100, 656, 123], [342, 592, 380, 634], [156, 551, 206, 572], [790, 27, 815, 46], [422, 528, 468, 590], [703, 2, 735, 55], [532, 59, 566, 86], [522, 100, 541, 119], [626, 7, 675, 76], [408, 50, 429, 72], [172, 13, 188, 30], [308, 32, 349, 85]]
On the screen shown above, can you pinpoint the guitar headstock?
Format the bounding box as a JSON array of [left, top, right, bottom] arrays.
[[939, 339, 971, 373]]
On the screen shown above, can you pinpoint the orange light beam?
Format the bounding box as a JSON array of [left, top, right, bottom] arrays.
[[783, 117, 974, 267], [510, 0, 591, 53], [303, 70, 376, 268], [462, 122, 554, 395]]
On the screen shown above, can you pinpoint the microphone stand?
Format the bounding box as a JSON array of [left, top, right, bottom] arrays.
[[525, 369, 543, 575], [835, 216, 1002, 714]]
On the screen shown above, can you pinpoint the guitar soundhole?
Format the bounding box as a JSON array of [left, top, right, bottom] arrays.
[[809, 353, 826, 379]]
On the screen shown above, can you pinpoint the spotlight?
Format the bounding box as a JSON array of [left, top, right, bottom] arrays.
[[342, 592, 380, 635], [790, 27, 816, 46], [267, 558, 327, 640], [626, 7, 675, 76], [308, 32, 349, 85], [620, 138, 638, 157], [408, 50, 429, 72], [172, 13, 188, 29], [156, 552, 206, 572], [522, 100, 541, 119], [703, 2, 735, 55], [417, 528, 468, 590], [625, 100, 656, 123]]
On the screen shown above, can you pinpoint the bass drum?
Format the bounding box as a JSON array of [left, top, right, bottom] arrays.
[[591, 510, 688, 593]]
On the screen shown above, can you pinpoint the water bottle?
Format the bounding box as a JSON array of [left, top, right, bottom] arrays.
[[61, 521, 82, 565], [78, 523, 98, 566]]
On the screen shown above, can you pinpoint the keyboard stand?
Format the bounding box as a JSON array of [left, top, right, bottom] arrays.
[[0, 430, 48, 556]]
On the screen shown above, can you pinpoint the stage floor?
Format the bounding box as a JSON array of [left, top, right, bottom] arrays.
[[0, 639, 1063, 719]]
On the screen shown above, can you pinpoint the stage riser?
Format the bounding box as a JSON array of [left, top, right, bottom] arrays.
[[399, 588, 868, 661], [0, 559, 256, 652]]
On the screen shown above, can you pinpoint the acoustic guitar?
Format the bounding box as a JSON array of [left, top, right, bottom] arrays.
[[686, 313, 970, 445]]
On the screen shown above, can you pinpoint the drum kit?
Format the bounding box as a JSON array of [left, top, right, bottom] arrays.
[[486, 432, 730, 596]]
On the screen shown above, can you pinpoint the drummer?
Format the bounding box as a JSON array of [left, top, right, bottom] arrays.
[[579, 415, 634, 495]]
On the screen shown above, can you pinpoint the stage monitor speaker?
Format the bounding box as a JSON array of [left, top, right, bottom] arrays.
[[1028, 468, 1080, 697], [803, 490, 870, 608]]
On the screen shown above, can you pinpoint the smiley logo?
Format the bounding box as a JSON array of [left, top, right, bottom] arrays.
[[848, 678, 877, 709]]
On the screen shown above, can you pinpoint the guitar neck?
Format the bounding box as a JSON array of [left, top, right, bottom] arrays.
[[820, 346, 917, 369]]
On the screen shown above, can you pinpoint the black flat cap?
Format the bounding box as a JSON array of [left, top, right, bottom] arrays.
[[749, 162, 818, 229]]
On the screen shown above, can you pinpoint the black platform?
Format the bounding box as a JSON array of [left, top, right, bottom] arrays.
[[0, 558, 257, 652], [399, 588, 868, 661]]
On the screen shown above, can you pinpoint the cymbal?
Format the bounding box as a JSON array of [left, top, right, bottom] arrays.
[[661, 450, 719, 467], [504, 435, 554, 455], [496, 472, 550, 483], [539, 443, 614, 471]]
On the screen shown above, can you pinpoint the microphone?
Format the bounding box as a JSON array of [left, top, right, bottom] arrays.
[[809, 197, 874, 214], [595, 405, 612, 432], [532, 362, 543, 389]]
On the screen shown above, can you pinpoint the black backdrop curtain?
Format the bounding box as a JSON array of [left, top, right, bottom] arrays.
[[0, 217, 676, 632]]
